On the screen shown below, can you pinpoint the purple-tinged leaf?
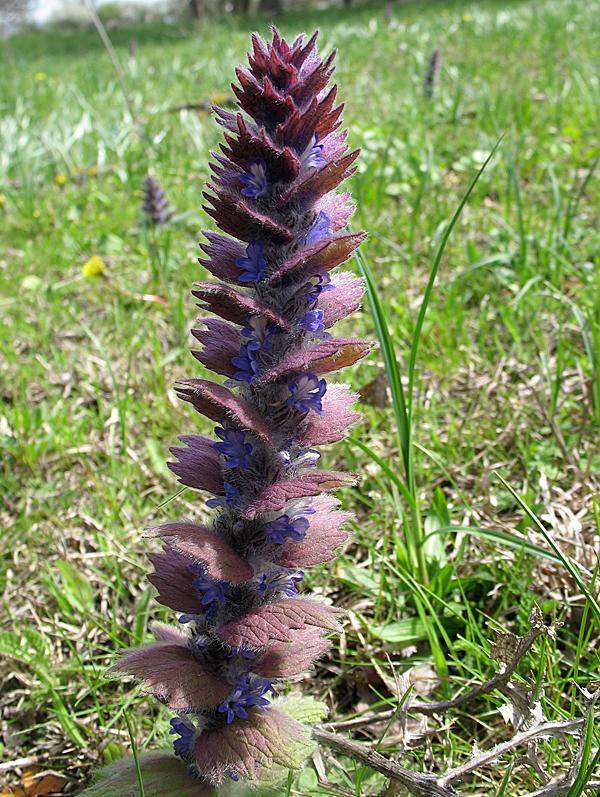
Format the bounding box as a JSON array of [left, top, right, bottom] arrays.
[[289, 50, 336, 107], [109, 643, 231, 710], [198, 231, 247, 284], [298, 384, 361, 445], [275, 86, 342, 150], [221, 114, 301, 182], [203, 183, 295, 242], [232, 69, 293, 128], [320, 130, 349, 163], [258, 339, 373, 384], [318, 272, 365, 328], [254, 628, 330, 677], [191, 282, 292, 330], [191, 318, 241, 378], [277, 496, 352, 567], [168, 435, 224, 495], [175, 379, 275, 446], [245, 470, 356, 519], [194, 707, 312, 784], [217, 598, 342, 647], [147, 523, 253, 584], [316, 189, 356, 230], [151, 623, 189, 644], [277, 150, 359, 209], [269, 231, 365, 283], [148, 547, 200, 614]]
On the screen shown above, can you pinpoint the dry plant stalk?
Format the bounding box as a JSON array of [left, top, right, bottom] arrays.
[[315, 608, 600, 796]]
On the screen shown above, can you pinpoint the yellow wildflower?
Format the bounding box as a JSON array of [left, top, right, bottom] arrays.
[[35, 72, 47, 81], [55, 173, 67, 186], [462, 13, 473, 22], [83, 255, 105, 278]]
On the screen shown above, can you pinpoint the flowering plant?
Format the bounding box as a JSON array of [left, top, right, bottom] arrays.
[[91, 28, 371, 795]]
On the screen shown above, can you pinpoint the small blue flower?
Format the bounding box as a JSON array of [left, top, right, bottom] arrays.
[[287, 373, 327, 415], [306, 271, 336, 303], [214, 426, 253, 469], [299, 308, 325, 333], [257, 569, 305, 597], [304, 211, 332, 247], [206, 481, 240, 508], [192, 573, 229, 606], [187, 764, 202, 781], [218, 674, 274, 724], [241, 317, 275, 351], [170, 716, 197, 759], [264, 513, 311, 545], [240, 159, 267, 198], [178, 613, 198, 624], [228, 646, 257, 660], [231, 343, 259, 383], [235, 240, 267, 283], [301, 132, 327, 170]]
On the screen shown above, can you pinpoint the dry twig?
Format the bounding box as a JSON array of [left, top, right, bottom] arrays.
[[315, 609, 600, 796]]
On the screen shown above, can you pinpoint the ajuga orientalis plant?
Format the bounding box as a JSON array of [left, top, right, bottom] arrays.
[[142, 173, 173, 226], [99, 28, 372, 796]]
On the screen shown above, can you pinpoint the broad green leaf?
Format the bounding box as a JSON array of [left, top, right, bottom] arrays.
[[371, 617, 427, 644], [79, 752, 216, 797], [55, 559, 95, 614], [275, 695, 328, 726]]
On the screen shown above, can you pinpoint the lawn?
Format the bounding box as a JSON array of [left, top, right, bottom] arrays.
[[1, 0, 599, 794]]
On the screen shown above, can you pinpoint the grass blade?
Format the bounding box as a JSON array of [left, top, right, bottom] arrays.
[[421, 524, 564, 565], [354, 248, 411, 483], [125, 712, 145, 797], [565, 712, 597, 797], [407, 138, 503, 416], [351, 437, 416, 510], [496, 473, 600, 622]]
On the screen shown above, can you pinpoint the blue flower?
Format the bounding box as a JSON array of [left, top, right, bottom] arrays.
[[257, 569, 305, 597], [231, 343, 259, 383], [306, 271, 336, 303], [299, 309, 325, 333], [301, 133, 326, 170], [264, 512, 311, 545], [228, 646, 257, 660], [214, 426, 253, 469], [192, 573, 229, 606], [235, 240, 267, 283], [287, 373, 327, 415], [218, 674, 274, 724], [170, 716, 197, 759], [178, 613, 198, 624], [241, 317, 275, 351], [303, 211, 332, 247], [206, 481, 240, 508], [240, 159, 267, 198]]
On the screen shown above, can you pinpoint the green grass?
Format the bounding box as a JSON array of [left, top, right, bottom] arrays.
[[1, 0, 599, 794]]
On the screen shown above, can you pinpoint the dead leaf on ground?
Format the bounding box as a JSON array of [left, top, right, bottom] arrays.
[[0, 770, 68, 797]]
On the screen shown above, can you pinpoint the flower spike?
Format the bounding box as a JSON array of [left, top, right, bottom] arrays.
[[111, 28, 371, 791]]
